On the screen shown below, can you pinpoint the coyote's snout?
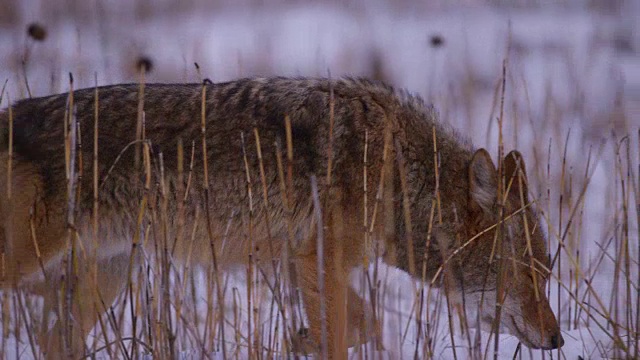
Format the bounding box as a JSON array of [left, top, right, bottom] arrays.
[[0, 77, 563, 357]]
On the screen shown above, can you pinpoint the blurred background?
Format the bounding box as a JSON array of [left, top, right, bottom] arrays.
[[0, 0, 638, 358], [1, 0, 637, 112]]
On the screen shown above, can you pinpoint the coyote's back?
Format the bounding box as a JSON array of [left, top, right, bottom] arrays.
[[0, 77, 563, 358]]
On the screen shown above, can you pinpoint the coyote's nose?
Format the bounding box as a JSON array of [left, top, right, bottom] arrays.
[[550, 333, 564, 349]]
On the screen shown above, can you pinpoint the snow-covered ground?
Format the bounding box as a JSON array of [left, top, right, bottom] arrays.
[[0, 1, 638, 358]]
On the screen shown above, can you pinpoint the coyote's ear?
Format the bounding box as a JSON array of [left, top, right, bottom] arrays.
[[469, 148, 498, 213], [504, 150, 529, 202]]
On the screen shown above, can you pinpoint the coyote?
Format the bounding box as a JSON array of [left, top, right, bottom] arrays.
[[0, 77, 563, 358]]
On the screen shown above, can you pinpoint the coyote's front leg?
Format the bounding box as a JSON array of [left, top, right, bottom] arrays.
[[294, 261, 384, 356], [296, 250, 349, 359]]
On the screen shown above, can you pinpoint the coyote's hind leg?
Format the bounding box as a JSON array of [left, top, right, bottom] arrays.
[[38, 251, 130, 359]]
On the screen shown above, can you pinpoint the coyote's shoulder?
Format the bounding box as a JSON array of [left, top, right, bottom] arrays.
[[0, 76, 563, 358]]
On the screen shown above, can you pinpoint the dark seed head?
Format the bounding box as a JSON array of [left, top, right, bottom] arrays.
[[429, 34, 444, 48], [27, 23, 47, 41], [135, 56, 154, 73]]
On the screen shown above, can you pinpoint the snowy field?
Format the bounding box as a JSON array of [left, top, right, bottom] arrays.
[[0, 0, 638, 358]]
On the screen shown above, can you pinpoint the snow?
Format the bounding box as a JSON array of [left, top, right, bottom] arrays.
[[0, 1, 638, 358]]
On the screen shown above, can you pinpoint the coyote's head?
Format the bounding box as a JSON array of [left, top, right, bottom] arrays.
[[447, 149, 564, 349]]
